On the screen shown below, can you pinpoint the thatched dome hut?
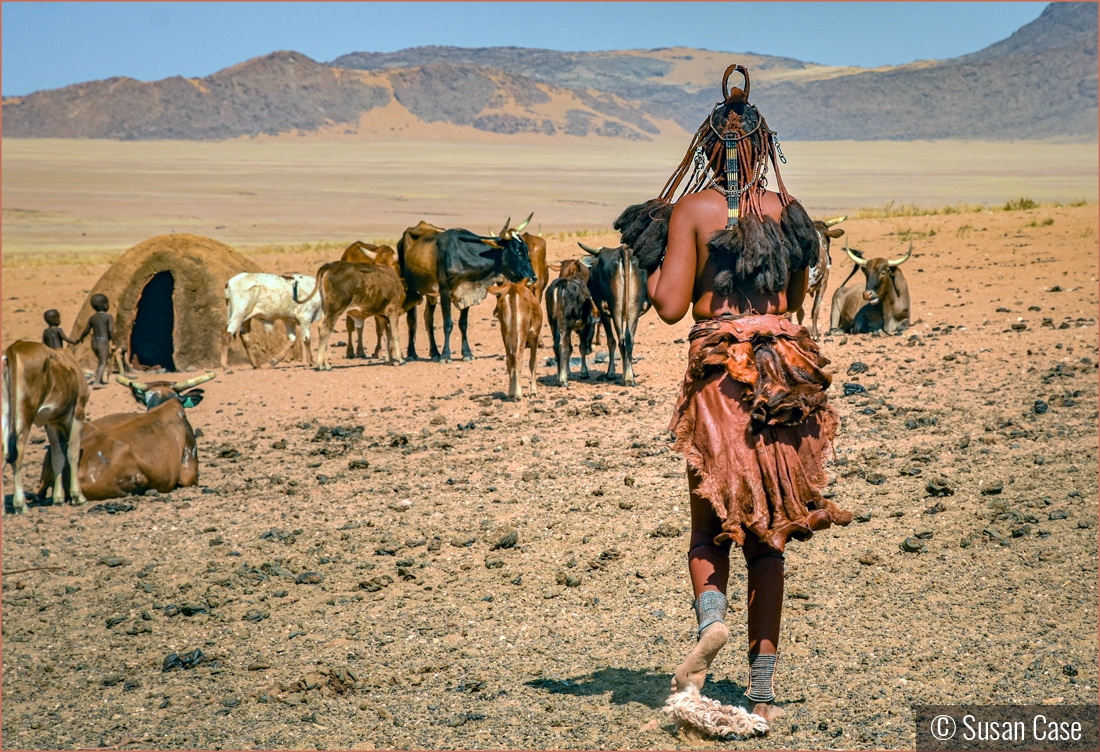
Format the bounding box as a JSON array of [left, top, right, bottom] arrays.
[[70, 234, 286, 371]]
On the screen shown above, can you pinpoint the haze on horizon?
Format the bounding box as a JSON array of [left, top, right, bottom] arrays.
[[2, 1, 1048, 97]]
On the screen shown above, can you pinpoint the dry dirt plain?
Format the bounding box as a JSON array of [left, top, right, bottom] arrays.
[[1, 139, 1099, 751]]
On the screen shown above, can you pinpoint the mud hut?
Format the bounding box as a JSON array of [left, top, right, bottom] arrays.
[[70, 234, 286, 371]]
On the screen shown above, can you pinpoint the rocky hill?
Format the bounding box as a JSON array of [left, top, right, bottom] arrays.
[[2, 2, 1095, 141]]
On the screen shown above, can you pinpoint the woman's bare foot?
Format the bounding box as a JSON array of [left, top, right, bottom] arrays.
[[752, 702, 785, 723], [671, 621, 729, 693]]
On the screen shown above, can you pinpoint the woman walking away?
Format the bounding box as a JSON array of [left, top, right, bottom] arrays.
[[613, 65, 852, 737]]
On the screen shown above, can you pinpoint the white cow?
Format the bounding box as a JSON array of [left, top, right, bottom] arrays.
[[222, 273, 323, 369]]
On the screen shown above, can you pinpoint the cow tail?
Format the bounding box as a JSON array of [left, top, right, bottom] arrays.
[[2, 353, 16, 464], [294, 264, 330, 304]]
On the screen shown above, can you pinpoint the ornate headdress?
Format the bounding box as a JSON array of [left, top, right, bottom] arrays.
[[615, 65, 819, 295]]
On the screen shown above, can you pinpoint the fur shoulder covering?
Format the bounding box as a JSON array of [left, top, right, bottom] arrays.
[[614, 199, 672, 273], [708, 201, 820, 296]]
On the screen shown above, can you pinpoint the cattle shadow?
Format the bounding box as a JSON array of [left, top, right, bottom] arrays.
[[525, 667, 759, 710], [3, 493, 55, 514]]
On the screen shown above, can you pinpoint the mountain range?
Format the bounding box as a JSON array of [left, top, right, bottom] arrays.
[[2, 2, 1095, 142]]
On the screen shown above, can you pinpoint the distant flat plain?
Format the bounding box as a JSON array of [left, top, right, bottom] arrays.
[[1, 136, 1096, 263]]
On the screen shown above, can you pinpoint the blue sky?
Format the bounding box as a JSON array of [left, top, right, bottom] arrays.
[[2, 2, 1048, 96]]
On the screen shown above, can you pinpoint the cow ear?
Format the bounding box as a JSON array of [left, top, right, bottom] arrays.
[[128, 387, 148, 407], [487, 283, 508, 296], [548, 262, 561, 272], [180, 390, 205, 409], [579, 256, 597, 268], [826, 228, 845, 238]]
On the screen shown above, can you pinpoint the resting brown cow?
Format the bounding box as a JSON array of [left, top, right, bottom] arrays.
[[3, 340, 88, 513], [339, 240, 402, 360], [295, 261, 406, 369], [489, 281, 542, 400], [830, 241, 912, 334], [39, 373, 214, 501], [791, 216, 846, 340], [546, 259, 599, 386]]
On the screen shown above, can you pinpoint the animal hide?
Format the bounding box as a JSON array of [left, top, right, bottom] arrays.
[[614, 199, 672, 273], [708, 201, 820, 296]]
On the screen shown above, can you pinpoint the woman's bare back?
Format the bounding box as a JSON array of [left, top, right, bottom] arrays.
[[647, 188, 808, 323]]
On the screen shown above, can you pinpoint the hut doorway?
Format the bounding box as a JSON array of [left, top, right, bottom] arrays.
[[130, 271, 176, 370]]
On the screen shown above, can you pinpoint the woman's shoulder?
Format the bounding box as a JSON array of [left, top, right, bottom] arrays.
[[671, 189, 727, 223]]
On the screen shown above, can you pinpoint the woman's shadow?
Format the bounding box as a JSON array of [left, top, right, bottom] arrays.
[[526, 668, 750, 709]]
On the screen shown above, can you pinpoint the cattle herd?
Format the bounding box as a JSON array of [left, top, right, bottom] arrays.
[[2, 212, 913, 512]]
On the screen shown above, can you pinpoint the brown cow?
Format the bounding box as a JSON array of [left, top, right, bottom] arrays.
[[791, 216, 846, 340], [295, 261, 406, 369], [578, 242, 649, 386], [522, 232, 549, 304], [830, 241, 913, 334], [38, 373, 214, 501], [3, 340, 88, 513], [339, 240, 402, 360], [545, 259, 599, 386], [489, 281, 542, 400], [396, 221, 445, 360]]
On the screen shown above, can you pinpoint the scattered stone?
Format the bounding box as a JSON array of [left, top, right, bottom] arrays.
[[623, 475, 635, 487], [1011, 525, 1032, 538], [914, 529, 934, 540], [848, 362, 869, 374], [923, 501, 947, 515], [864, 472, 886, 486], [490, 529, 518, 550], [1032, 399, 1048, 415], [358, 575, 394, 592], [980, 480, 1004, 495], [1011, 322, 1027, 331], [99, 556, 130, 568], [348, 459, 369, 469], [271, 439, 287, 450], [162, 649, 205, 672], [653, 520, 682, 538], [618, 500, 635, 510], [389, 499, 413, 512], [295, 572, 324, 585], [243, 609, 269, 623], [1062, 665, 1077, 677], [180, 603, 208, 616], [105, 614, 128, 628], [221, 696, 240, 708], [89, 501, 136, 514], [485, 557, 504, 569], [900, 537, 925, 553], [451, 536, 476, 548], [858, 552, 881, 566], [855, 512, 872, 523], [101, 673, 124, 687], [1038, 550, 1064, 563], [926, 477, 955, 497], [843, 383, 867, 396], [405, 538, 427, 548], [248, 660, 272, 671]]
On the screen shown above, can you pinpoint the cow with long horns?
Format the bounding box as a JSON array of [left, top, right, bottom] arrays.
[[829, 241, 912, 334], [435, 214, 537, 362], [791, 215, 846, 340], [38, 372, 215, 501]]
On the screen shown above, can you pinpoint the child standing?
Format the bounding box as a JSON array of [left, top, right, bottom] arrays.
[[75, 294, 116, 387], [42, 309, 79, 350]]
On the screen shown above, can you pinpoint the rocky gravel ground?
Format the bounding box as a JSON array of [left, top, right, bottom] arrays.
[[3, 205, 1098, 749]]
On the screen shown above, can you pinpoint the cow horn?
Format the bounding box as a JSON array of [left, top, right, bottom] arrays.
[[888, 241, 913, 267], [825, 215, 848, 226], [116, 375, 149, 391], [515, 212, 533, 233], [845, 239, 867, 266], [499, 217, 511, 237], [578, 242, 601, 256], [172, 371, 216, 391]]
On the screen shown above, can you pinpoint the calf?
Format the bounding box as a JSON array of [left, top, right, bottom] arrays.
[[545, 259, 599, 386], [578, 243, 649, 386], [39, 373, 214, 501], [791, 216, 846, 339], [3, 340, 88, 513], [338, 240, 402, 360], [830, 241, 912, 334], [295, 261, 406, 369], [223, 272, 322, 369], [489, 281, 542, 400]]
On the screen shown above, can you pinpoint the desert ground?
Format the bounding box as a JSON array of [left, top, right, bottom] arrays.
[[1, 137, 1098, 750]]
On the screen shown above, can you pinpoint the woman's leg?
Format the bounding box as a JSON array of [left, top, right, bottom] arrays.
[[742, 535, 785, 721], [671, 465, 732, 693]]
